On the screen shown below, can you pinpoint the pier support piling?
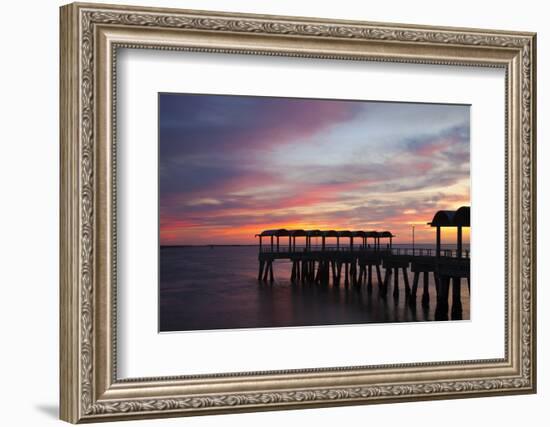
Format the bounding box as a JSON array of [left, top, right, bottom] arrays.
[[411, 271, 420, 300], [367, 265, 373, 289], [402, 267, 410, 298], [435, 275, 450, 321], [376, 265, 383, 288], [258, 260, 265, 282], [393, 267, 399, 299], [422, 272, 430, 307], [382, 267, 391, 297], [451, 277, 463, 320], [344, 263, 349, 288], [290, 261, 297, 283]]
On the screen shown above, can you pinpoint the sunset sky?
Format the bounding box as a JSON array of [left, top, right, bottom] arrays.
[[159, 93, 470, 246]]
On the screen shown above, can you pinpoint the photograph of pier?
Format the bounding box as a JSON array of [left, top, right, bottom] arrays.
[[159, 93, 470, 332]]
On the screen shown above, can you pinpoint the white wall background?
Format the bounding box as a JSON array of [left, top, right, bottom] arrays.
[[0, 0, 545, 426]]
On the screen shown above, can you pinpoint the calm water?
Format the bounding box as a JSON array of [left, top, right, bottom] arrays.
[[159, 245, 470, 332]]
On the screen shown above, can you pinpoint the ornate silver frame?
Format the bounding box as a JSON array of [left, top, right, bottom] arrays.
[[60, 2, 536, 423]]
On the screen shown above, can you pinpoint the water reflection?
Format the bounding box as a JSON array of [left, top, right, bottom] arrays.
[[160, 246, 469, 332]]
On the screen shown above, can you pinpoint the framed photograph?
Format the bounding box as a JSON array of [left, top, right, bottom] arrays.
[[60, 2, 537, 423]]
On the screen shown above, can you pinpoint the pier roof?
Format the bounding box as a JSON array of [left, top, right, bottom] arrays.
[[256, 229, 290, 237], [256, 229, 394, 238], [428, 206, 470, 227], [454, 206, 470, 227]]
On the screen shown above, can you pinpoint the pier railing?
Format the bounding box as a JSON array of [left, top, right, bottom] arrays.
[[389, 247, 470, 258], [259, 245, 469, 259]]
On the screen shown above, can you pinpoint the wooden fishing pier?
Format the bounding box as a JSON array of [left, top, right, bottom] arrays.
[[256, 206, 470, 320]]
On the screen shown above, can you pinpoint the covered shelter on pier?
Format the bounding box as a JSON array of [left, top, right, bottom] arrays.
[[427, 206, 471, 320], [255, 228, 395, 253], [428, 206, 470, 258]]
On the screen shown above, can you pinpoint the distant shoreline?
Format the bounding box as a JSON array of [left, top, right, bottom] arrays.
[[161, 244, 258, 248], [160, 242, 466, 248]]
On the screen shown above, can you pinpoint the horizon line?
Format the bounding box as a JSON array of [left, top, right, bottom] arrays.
[[160, 241, 468, 248]]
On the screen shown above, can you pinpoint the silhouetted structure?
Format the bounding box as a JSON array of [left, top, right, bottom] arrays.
[[256, 229, 394, 288], [256, 206, 471, 321], [427, 205, 470, 320]]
